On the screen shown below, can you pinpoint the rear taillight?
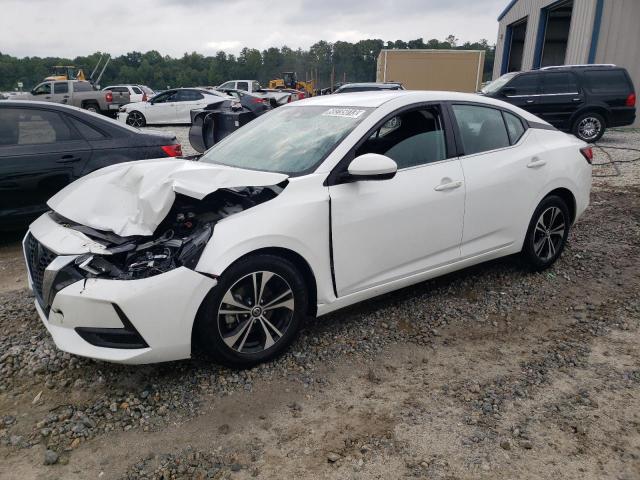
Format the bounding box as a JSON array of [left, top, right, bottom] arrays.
[[142, 93, 148, 102], [298, 92, 305, 100], [626, 93, 636, 107], [580, 146, 593, 164], [161, 144, 182, 157], [287, 95, 292, 103], [105, 91, 113, 103]]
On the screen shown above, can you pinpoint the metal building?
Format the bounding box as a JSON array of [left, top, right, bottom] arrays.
[[493, 0, 640, 125]]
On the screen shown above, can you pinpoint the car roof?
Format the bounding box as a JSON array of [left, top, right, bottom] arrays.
[[289, 90, 547, 123], [340, 82, 402, 88]]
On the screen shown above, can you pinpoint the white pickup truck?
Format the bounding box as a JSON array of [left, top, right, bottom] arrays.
[[18, 80, 130, 116]]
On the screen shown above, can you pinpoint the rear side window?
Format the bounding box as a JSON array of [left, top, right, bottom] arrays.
[[452, 104, 511, 155], [505, 74, 541, 96], [68, 117, 107, 140], [584, 70, 631, 93], [54, 82, 69, 94], [237, 81, 249, 92], [176, 90, 204, 101], [73, 82, 93, 92], [0, 108, 79, 145], [502, 111, 526, 144], [542, 72, 579, 94]]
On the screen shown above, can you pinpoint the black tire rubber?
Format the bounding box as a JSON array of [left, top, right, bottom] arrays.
[[195, 254, 308, 368], [126, 111, 146, 127], [522, 195, 571, 271], [83, 102, 99, 113], [571, 112, 606, 143]]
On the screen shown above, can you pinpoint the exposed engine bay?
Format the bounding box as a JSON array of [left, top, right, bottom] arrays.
[[51, 185, 284, 281]]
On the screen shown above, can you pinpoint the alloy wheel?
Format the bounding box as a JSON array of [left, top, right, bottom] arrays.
[[577, 116, 601, 141], [127, 112, 144, 127], [533, 206, 566, 262], [217, 271, 294, 354]]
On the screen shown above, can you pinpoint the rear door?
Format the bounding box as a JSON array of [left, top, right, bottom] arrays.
[[174, 90, 206, 123], [537, 71, 582, 129], [50, 82, 71, 105], [450, 103, 550, 257], [0, 107, 91, 225]]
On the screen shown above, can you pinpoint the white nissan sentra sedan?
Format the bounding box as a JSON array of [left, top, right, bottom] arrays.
[[24, 91, 592, 367]]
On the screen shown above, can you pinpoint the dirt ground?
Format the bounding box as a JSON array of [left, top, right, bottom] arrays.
[[0, 130, 639, 479]]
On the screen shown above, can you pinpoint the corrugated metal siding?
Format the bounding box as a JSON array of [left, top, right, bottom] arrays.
[[596, 0, 640, 126], [493, 0, 597, 78]]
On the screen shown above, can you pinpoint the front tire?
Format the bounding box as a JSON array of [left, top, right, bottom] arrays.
[[195, 254, 308, 368], [126, 111, 146, 127], [522, 195, 571, 271], [572, 112, 605, 143]]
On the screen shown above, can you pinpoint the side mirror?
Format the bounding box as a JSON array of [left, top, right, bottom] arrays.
[[342, 153, 397, 182], [501, 87, 516, 97]]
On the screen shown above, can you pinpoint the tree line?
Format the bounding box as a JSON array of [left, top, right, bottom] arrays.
[[0, 36, 495, 92]]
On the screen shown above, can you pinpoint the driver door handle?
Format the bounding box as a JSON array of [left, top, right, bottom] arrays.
[[434, 180, 463, 191]]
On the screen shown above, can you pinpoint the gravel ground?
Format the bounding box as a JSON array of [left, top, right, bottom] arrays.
[[0, 129, 639, 479], [141, 126, 196, 156]]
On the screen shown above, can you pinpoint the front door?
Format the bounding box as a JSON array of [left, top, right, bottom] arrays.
[[501, 73, 545, 117], [329, 105, 465, 296], [145, 90, 178, 124]]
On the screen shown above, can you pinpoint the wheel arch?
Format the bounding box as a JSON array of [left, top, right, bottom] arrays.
[[569, 105, 610, 128], [202, 246, 318, 318], [544, 187, 577, 224]]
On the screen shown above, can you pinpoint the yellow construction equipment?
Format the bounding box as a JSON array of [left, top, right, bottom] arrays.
[[44, 66, 86, 82], [268, 72, 314, 97]]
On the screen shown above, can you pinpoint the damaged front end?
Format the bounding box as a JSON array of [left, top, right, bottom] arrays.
[[58, 185, 283, 281], [26, 184, 285, 319]]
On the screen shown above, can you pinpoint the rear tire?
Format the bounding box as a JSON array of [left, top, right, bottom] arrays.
[[522, 195, 571, 271], [126, 111, 146, 127], [572, 112, 605, 143], [195, 254, 308, 368], [83, 102, 99, 113]]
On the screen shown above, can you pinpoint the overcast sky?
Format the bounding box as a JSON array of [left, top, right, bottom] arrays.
[[1, 0, 506, 58]]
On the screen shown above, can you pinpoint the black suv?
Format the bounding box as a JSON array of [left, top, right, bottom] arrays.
[[482, 65, 636, 142]]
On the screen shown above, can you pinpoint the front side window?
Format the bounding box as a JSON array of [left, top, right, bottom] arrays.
[[504, 74, 541, 96], [452, 104, 510, 155], [252, 81, 261, 91], [356, 107, 447, 169], [54, 82, 69, 94], [481, 72, 518, 95], [219, 82, 234, 90], [200, 105, 372, 175], [542, 72, 578, 94], [152, 91, 176, 103], [32, 83, 51, 95], [0, 108, 78, 146], [132, 86, 142, 94]]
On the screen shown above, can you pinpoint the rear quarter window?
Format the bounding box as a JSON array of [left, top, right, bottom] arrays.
[[584, 70, 632, 93]]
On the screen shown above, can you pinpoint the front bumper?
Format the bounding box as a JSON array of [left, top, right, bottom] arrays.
[[25, 218, 217, 364]]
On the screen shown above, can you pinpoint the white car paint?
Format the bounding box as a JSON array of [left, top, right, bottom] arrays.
[[117, 88, 227, 125], [24, 90, 592, 364]]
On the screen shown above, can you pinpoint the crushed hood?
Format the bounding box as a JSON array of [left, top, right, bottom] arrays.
[[47, 159, 288, 237]]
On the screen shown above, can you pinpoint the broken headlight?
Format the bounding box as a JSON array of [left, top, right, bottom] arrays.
[[75, 222, 213, 280]]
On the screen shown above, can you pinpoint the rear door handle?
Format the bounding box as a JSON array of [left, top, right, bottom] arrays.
[[527, 158, 546, 168], [434, 180, 463, 191], [526, 99, 535, 104], [57, 155, 82, 163]]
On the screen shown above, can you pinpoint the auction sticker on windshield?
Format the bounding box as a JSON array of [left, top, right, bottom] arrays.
[[322, 108, 366, 119]]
